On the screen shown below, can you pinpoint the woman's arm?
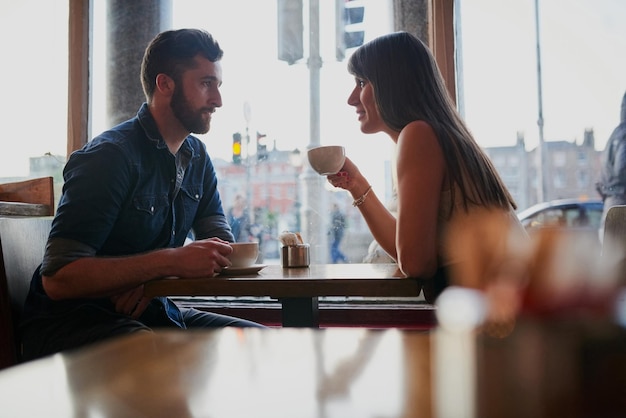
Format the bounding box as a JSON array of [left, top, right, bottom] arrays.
[[394, 121, 446, 278], [327, 157, 398, 259]]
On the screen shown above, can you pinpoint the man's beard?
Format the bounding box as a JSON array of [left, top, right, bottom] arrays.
[[170, 87, 211, 134]]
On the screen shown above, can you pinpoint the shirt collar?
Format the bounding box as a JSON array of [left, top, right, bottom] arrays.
[[136, 102, 195, 158]]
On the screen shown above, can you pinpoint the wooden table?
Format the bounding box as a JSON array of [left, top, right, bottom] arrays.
[[2, 317, 624, 417], [144, 263, 422, 327], [0, 328, 434, 418]]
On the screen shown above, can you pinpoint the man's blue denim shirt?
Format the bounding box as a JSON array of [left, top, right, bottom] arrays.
[[22, 103, 233, 327]]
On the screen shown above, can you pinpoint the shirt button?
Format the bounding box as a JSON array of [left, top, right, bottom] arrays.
[[151, 206, 154, 213], [195, 194, 199, 199]]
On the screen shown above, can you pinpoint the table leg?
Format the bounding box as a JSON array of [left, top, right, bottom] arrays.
[[280, 297, 319, 327]]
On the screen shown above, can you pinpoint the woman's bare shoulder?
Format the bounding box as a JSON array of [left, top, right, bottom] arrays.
[[397, 120, 441, 156], [401, 120, 435, 135]]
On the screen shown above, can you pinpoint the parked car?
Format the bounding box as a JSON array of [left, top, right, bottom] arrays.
[[517, 198, 604, 234]]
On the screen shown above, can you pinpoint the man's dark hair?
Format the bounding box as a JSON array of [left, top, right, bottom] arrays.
[[141, 28, 223, 101]]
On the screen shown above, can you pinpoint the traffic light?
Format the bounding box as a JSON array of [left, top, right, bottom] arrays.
[[336, 0, 365, 61], [232, 132, 242, 165], [277, 0, 303, 65], [256, 132, 268, 161]]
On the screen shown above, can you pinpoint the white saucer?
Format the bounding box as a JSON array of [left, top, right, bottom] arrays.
[[219, 264, 267, 276]]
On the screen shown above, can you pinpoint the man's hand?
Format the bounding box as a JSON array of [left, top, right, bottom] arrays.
[[175, 237, 233, 278], [110, 285, 151, 319]]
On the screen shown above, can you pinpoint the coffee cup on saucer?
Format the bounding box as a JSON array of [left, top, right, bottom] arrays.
[[228, 242, 259, 268]]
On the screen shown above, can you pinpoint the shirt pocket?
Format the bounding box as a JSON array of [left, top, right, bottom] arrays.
[[179, 184, 203, 223], [133, 194, 170, 217], [129, 194, 171, 237]]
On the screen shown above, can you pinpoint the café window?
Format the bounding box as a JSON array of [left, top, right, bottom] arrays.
[[0, 1, 68, 201], [4, 1, 625, 313]]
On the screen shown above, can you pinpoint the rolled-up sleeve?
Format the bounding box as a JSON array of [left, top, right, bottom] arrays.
[[41, 237, 97, 277], [193, 215, 235, 242]]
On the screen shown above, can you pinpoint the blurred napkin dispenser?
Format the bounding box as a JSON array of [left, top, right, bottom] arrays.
[[281, 244, 310, 268]]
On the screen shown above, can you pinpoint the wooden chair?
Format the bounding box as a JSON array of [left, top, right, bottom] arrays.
[[602, 205, 626, 284], [0, 216, 53, 369], [0, 177, 55, 216]]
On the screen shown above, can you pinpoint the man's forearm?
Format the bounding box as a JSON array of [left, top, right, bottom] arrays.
[[42, 247, 177, 300]]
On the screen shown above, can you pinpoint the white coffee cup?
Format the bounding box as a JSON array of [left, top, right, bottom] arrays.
[[307, 145, 346, 175], [228, 242, 259, 267]]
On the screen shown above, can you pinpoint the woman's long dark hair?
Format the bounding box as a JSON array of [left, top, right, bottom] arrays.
[[348, 31, 516, 211]]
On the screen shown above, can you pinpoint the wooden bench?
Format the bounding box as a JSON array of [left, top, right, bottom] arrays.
[[0, 177, 55, 217], [0, 217, 53, 369]]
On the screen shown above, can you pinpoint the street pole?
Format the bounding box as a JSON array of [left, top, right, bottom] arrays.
[[289, 149, 303, 233], [243, 102, 254, 223], [534, 0, 547, 203], [301, 0, 329, 263]]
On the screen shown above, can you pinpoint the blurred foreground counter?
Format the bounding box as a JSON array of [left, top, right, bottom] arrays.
[[476, 316, 626, 418]]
